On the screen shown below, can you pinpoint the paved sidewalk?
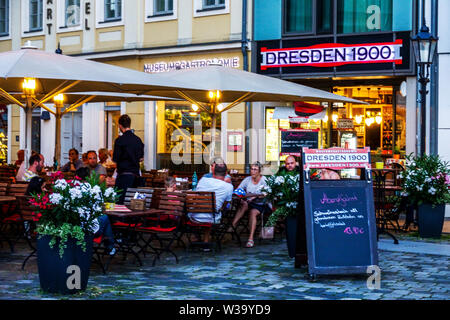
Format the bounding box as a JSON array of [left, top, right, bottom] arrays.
[[378, 238, 450, 256], [0, 237, 448, 300]]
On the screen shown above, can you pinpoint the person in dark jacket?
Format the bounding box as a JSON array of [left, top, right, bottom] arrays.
[[113, 114, 145, 204]]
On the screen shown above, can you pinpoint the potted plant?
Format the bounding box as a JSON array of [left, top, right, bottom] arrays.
[[393, 146, 401, 160], [373, 148, 384, 169], [29, 172, 119, 294], [398, 154, 450, 238], [261, 171, 300, 258]]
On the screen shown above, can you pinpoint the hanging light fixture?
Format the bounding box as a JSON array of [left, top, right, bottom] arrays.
[[191, 104, 199, 112], [375, 112, 382, 124]]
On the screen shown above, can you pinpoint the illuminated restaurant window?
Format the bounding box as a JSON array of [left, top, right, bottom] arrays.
[[65, 0, 80, 27], [0, 0, 9, 36], [0, 105, 7, 163], [105, 0, 121, 21], [29, 0, 43, 31]]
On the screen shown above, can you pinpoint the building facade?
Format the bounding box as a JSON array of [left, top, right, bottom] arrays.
[[0, 0, 252, 172], [251, 0, 418, 167]]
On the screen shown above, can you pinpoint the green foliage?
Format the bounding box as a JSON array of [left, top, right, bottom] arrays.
[[30, 171, 119, 257], [372, 148, 383, 162], [398, 154, 450, 207], [261, 171, 300, 227]]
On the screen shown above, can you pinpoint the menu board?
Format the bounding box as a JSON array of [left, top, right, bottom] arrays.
[[301, 148, 378, 276], [280, 129, 319, 156]]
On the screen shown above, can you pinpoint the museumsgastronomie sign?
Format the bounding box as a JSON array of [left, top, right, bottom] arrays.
[[260, 40, 403, 70]]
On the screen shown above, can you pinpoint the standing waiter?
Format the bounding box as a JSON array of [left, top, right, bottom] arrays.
[[113, 114, 145, 204]]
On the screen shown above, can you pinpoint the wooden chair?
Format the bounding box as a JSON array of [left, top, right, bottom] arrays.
[[16, 196, 38, 270], [123, 187, 154, 210], [183, 191, 222, 251], [135, 191, 186, 266], [7, 183, 29, 196]]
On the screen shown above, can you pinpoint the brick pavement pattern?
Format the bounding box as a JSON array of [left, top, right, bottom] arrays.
[[0, 239, 448, 300]]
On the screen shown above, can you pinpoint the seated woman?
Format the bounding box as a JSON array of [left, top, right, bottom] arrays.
[[165, 176, 177, 192], [230, 161, 269, 248]]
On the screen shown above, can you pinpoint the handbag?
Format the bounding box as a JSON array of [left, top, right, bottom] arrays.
[[260, 206, 274, 239]]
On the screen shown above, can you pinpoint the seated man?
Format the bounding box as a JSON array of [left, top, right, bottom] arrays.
[[85, 150, 107, 184], [277, 155, 301, 175], [61, 148, 84, 172], [22, 153, 45, 182], [190, 163, 234, 244], [202, 156, 232, 184]]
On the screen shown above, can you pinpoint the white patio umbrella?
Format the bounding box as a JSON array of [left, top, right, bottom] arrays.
[[1, 92, 180, 166], [0, 45, 199, 166], [150, 65, 367, 158]]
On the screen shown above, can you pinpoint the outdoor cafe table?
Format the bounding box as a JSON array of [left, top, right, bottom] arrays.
[[0, 196, 17, 202], [105, 205, 167, 265]]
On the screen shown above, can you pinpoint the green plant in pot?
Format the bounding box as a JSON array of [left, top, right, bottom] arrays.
[[29, 171, 119, 294], [261, 171, 300, 258], [373, 148, 384, 169], [397, 154, 450, 238]]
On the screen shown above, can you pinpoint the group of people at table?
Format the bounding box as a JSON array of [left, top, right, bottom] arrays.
[[10, 113, 341, 258]]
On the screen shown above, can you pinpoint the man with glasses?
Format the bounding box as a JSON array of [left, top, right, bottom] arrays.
[[61, 148, 84, 172]]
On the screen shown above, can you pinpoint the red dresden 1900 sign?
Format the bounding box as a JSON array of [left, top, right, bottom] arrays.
[[260, 40, 402, 70]]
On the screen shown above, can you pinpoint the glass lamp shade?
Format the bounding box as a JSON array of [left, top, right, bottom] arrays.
[[411, 25, 438, 65]]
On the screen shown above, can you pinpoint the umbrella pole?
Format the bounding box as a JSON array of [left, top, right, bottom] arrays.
[[54, 107, 62, 170], [24, 104, 33, 170], [210, 112, 217, 162]]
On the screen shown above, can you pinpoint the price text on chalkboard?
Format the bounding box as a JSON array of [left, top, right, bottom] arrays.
[[280, 130, 319, 156]]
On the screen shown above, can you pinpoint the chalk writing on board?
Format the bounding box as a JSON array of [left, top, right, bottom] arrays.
[[344, 227, 365, 235], [320, 193, 358, 206]]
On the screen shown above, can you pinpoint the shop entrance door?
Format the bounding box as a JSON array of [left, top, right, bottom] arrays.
[[61, 111, 83, 164]]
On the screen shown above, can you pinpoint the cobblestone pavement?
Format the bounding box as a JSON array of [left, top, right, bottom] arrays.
[[0, 237, 448, 300]]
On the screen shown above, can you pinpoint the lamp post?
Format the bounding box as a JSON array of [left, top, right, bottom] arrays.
[[411, 3, 438, 155], [53, 93, 65, 170], [21, 78, 36, 168]]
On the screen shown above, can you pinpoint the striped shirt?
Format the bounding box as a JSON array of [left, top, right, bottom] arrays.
[[23, 169, 37, 182]]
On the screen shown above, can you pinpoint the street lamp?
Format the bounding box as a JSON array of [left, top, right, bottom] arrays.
[[411, 16, 438, 155]]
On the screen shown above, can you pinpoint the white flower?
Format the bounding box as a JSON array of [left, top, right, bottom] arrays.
[[54, 179, 68, 190], [49, 193, 63, 204], [275, 176, 285, 185], [416, 185, 423, 191], [69, 187, 82, 199], [105, 187, 116, 198], [424, 177, 432, 183], [80, 183, 92, 193], [429, 187, 436, 195], [401, 191, 409, 197], [92, 185, 101, 194]]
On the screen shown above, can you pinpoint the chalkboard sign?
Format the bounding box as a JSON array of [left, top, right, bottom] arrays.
[[280, 129, 319, 156], [301, 148, 378, 276]]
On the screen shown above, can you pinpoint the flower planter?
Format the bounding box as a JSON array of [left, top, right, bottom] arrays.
[[285, 216, 298, 258], [417, 204, 446, 238], [37, 235, 93, 294]]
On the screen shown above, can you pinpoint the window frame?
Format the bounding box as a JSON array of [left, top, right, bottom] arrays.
[[145, 0, 177, 22], [104, 0, 122, 22], [28, 0, 43, 32], [64, 0, 81, 28], [153, 0, 173, 16], [193, 0, 229, 18], [201, 0, 225, 11], [0, 0, 10, 37]]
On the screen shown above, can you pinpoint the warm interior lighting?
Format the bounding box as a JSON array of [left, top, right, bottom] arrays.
[[332, 114, 338, 122], [355, 115, 363, 124], [217, 104, 224, 112], [53, 93, 65, 104], [208, 91, 215, 99], [191, 104, 199, 112], [323, 115, 328, 122], [375, 113, 382, 124], [22, 78, 36, 92], [365, 117, 375, 126]]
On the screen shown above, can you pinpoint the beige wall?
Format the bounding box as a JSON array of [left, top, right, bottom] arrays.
[[143, 20, 178, 47], [95, 26, 125, 52], [57, 31, 83, 55], [0, 40, 12, 52], [192, 14, 231, 44]]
